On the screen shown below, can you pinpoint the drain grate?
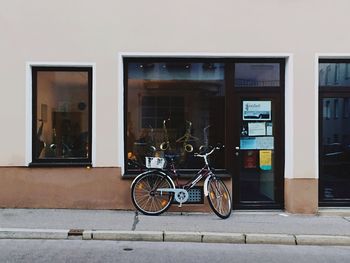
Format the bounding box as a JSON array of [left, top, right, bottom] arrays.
[[68, 229, 84, 236]]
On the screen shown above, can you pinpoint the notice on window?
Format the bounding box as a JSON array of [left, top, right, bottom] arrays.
[[240, 137, 257, 150], [259, 150, 272, 170], [256, 136, 274, 150], [248, 122, 266, 136], [243, 101, 271, 121]]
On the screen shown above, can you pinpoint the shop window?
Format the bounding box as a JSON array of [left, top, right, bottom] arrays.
[[319, 59, 350, 205], [31, 67, 92, 165], [125, 60, 225, 172]]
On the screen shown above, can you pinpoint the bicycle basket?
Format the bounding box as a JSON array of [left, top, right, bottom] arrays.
[[145, 157, 166, 169]]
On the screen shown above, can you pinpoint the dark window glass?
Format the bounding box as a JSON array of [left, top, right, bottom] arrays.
[[126, 61, 225, 172], [319, 63, 350, 86], [320, 97, 350, 201], [343, 98, 349, 118], [32, 67, 92, 164], [325, 100, 331, 119], [235, 63, 280, 87], [141, 96, 185, 129], [334, 99, 339, 119]]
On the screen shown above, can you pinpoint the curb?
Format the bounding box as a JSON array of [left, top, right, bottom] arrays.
[[1, 229, 350, 246], [0, 228, 69, 240], [246, 233, 296, 245], [295, 235, 350, 246], [83, 230, 163, 242]]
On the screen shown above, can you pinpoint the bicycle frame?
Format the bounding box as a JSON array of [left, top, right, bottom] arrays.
[[166, 160, 212, 190], [131, 147, 220, 206]]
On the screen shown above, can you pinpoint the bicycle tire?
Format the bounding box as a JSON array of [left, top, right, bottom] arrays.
[[131, 172, 174, 216], [207, 176, 232, 219]]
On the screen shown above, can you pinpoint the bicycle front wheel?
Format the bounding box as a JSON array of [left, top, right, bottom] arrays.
[[207, 176, 232, 219], [131, 172, 174, 216]]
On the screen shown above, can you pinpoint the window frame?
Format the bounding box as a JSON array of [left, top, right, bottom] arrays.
[[30, 66, 93, 167]]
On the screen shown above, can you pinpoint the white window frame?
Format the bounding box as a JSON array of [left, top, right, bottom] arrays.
[[118, 53, 293, 177]]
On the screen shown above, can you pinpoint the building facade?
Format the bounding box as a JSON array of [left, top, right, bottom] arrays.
[[1, 0, 350, 213]]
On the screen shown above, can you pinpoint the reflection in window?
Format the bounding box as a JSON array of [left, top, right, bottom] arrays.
[[235, 63, 280, 87], [334, 64, 339, 84], [346, 64, 350, 79], [141, 96, 184, 129], [319, 62, 350, 86], [126, 62, 225, 171], [334, 99, 339, 119], [33, 68, 91, 163], [343, 98, 349, 118], [325, 100, 331, 119], [321, 97, 350, 200]]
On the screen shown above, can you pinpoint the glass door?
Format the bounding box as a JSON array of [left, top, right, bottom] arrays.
[[225, 60, 285, 209], [319, 97, 350, 205], [230, 94, 284, 209]]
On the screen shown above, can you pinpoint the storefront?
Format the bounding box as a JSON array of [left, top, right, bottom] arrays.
[[1, 1, 350, 214], [124, 58, 285, 209]]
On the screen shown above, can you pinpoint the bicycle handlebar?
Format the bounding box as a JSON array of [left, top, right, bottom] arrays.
[[194, 144, 224, 158]]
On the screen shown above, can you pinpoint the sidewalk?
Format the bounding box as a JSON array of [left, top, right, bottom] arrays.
[[1, 209, 350, 246]]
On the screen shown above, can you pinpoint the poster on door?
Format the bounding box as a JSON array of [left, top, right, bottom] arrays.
[[243, 101, 271, 120], [248, 122, 266, 136], [244, 150, 258, 169], [259, 150, 272, 170]]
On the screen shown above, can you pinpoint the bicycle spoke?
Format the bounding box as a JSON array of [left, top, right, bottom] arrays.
[[132, 173, 174, 215]]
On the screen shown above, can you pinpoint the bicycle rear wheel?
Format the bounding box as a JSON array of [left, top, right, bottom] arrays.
[[131, 172, 174, 216], [207, 176, 232, 219]]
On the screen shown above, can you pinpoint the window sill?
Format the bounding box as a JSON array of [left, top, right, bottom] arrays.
[[122, 170, 232, 179], [29, 162, 92, 168]]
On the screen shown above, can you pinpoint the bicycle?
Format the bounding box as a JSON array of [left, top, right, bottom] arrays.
[[130, 145, 232, 219]]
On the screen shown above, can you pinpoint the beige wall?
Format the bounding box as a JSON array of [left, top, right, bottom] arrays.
[[0, 166, 230, 212], [1, 0, 350, 180]]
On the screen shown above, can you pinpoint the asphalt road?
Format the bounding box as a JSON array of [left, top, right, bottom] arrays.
[[0, 240, 350, 263]]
